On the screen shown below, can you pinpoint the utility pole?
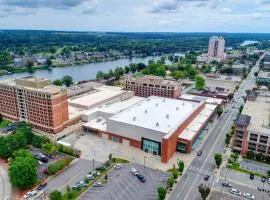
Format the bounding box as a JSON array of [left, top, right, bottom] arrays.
[[144, 156, 146, 169], [92, 158, 95, 170]]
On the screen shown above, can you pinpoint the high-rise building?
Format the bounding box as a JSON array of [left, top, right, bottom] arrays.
[[124, 75, 182, 98], [0, 76, 69, 134], [208, 36, 225, 61]]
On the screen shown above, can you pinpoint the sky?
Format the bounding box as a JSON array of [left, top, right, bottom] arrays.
[[0, 0, 270, 33]]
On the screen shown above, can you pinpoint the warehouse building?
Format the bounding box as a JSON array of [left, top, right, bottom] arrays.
[[83, 96, 217, 163]]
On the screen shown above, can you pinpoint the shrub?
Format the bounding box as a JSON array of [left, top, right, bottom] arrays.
[[48, 157, 73, 175]]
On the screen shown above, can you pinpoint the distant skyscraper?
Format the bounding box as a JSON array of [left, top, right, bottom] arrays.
[[208, 36, 225, 61]]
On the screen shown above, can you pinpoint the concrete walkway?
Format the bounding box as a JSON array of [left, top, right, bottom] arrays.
[[0, 163, 11, 200]]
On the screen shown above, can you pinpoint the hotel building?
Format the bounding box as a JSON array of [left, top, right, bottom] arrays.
[[124, 75, 182, 98], [208, 36, 225, 61], [0, 76, 70, 134]]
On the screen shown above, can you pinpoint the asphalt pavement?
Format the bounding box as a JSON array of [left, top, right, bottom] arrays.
[[168, 54, 265, 200]]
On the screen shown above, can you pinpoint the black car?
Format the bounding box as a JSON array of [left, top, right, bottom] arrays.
[[204, 175, 209, 181], [250, 173, 254, 180], [37, 182, 47, 190], [136, 174, 146, 183], [197, 151, 202, 156], [36, 154, 48, 163]]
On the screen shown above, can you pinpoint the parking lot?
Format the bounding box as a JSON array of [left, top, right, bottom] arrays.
[[29, 148, 66, 180], [211, 168, 270, 200], [79, 163, 169, 200], [43, 159, 101, 194]]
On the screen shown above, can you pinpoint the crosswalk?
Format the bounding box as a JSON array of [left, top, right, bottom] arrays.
[[188, 165, 211, 176]]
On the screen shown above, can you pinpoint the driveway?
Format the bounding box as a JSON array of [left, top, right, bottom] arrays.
[[43, 159, 101, 195]]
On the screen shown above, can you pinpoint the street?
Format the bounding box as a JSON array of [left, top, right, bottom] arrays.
[[168, 54, 264, 200]]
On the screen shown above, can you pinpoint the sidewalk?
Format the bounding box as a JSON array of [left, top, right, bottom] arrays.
[[0, 161, 11, 200]]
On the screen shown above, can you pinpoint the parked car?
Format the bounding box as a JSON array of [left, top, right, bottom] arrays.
[[268, 177, 270, 184], [94, 182, 103, 187], [197, 151, 202, 156], [23, 192, 32, 200], [131, 168, 139, 176], [204, 175, 209, 181], [89, 171, 100, 177], [31, 190, 37, 196], [72, 182, 83, 190], [86, 174, 94, 180], [230, 188, 241, 196], [249, 173, 254, 180], [78, 181, 87, 188], [136, 174, 146, 183], [36, 154, 48, 163], [37, 182, 47, 190], [243, 192, 255, 199], [261, 176, 266, 182], [114, 164, 122, 169], [95, 164, 106, 171], [222, 181, 232, 187]]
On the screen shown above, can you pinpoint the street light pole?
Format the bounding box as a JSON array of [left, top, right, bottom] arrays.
[[144, 156, 146, 169], [93, 158, 95, 170]]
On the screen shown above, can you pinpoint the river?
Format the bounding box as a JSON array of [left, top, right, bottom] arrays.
[[0, 54, 184, 82]]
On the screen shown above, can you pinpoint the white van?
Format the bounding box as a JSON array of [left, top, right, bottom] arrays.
[[131, 168, 139, 176]]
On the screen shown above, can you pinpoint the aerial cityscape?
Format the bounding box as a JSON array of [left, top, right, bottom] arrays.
[[0, 1, 270, 200]]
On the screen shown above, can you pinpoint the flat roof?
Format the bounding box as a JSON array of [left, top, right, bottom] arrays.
[[68, 86, 125, 108], [180, 94, 223, 105], [83, 96, 144, 116], [179, 104, 217, 140], [109, 96, 202, 135], [242, 96, 270, 134]]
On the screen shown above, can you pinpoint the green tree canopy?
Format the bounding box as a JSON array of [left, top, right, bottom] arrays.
[[53, 79, 63, 86], [214, 153, 222, 168], [195, 75, 205, 91], [49, 190, 63, 200], [8, 149, 38, 189], [157, 187, 167, 200], [198, 184, 211, 200], [61, 75, 73, 87]]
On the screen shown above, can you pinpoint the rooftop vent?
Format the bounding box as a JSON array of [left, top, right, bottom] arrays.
[[145, 109, 147, 114], [133, 117, 136, 121], [156, 103, 158, 107], [163, 99, 165, 102], [182, 102, 185, 105], [176, 106, 179, 111], [156, 122, 159, 127], [166, 114, 169, 119]]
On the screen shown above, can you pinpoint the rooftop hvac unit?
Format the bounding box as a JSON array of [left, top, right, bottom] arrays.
[[156, 122, 159, 127], [166, 114, 169, 119], [163, 99, 165, 102], [156, 103, 158, 107], [176, 107, 179, 111], [133, 117, 136, 121], [145, 109, 147, 114]]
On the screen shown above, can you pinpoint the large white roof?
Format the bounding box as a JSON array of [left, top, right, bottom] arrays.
[[68, 86, 124, 108], [109, 96, 202, 135]]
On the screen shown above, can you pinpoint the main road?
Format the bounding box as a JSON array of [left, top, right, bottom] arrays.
[[169, 55, 264, 200]]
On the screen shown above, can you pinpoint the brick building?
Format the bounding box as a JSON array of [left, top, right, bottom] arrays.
[[124, 75, 182, 98], [232, 94, 270, 156], [0, 76, 70, 134], [82, 96, 217, 163]]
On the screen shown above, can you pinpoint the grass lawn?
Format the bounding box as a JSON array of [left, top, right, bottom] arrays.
[[227, 162, 265, 178], [0, 120, 12, 128], [111, 157, 130, 164]]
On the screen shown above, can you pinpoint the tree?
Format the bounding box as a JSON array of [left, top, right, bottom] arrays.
[[61, 75, 73, 87], [246, 151, 255, 160], [214, 153, 222, 168], [49, 190, 63, 200], [105, 173, 108, 180], [195, 76, 205, 91], [8, 149, 38, 189], [42, 143, 55, 155], [167, 175, 174, 189], [25, 59, 34, 68], [109, 153, 112, 160], [172, 167, 179, 179], [108, 69, 114, 77], [96, 70, 104, 79], [46, 58, 52, 66], [171, 71, 185, 80], [168, 55, 174, 63], [7, 132, 27, 153], [198, 184, 211, 200], [157, 187, 167, 200], [130, 64, 137, 73], [256, 152, 263, 162], [0, 136, 11, 159], [254, 71, 259, 77], [178, 160, 185, 174], [216, 107, 224, 118], [225, 133, 231, 146], [53, 79, 63, 86], [156, 66, 166, 77]]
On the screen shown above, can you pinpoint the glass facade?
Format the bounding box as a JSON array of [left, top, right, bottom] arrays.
[[177, 142, 187, 153], [142, 138, 161, 155], [112, 136, 120, 143]]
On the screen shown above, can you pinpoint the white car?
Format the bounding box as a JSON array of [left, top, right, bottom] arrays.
[[131, 168, 139, 176], [230, 188, 241, 196], [23, 192, 32, 200], [243, 192, 254, 199], [114, 164, 122, 169]]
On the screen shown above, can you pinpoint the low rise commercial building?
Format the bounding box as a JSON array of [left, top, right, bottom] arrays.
[[0, 76, 74, 134], [124, 75, 182, 98], [256, 71, 270, 85], [83, 96, 217, 163], [232, 94, 270, 156]]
